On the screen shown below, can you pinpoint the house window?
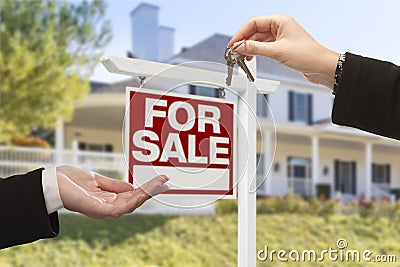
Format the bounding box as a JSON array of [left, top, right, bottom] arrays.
[[78, 142, 113, 153], [189, 85, 218, 98], [287, 157, 311, 178], [87, 144, 104, 152], [334, 160, 356, 194], [257, 94, 269, 118], [372, 163, 391, 184], [288, 91, 313, 124]]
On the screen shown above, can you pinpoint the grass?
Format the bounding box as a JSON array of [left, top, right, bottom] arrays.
[[1, 213, 400, 267]]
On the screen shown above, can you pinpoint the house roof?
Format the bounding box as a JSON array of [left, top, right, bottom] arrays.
[[169, 33, 308, 83]]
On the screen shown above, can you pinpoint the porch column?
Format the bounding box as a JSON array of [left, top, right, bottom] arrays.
[[55, 118, 64, 165], [365, 143, 372, 200], [262, 131, 273, 195], [311, 136, 319, 196]]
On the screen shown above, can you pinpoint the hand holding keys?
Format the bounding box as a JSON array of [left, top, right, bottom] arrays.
[[224, 41, 255, 86]]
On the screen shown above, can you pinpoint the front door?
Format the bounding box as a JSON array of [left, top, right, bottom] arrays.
[[288, 157, 311, 196], [334, 160, 357, 195]]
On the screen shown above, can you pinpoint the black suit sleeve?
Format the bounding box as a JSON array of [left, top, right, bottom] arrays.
[[332, 53, 400, 140], [0, 168, 59, 249]]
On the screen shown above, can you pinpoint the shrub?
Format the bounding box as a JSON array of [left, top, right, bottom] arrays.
[[11, 135, 50, 148], [215, 199, 237, 214], [309, 197, 335, 216], [215, 194, 400, 218], [257, 196, 281, 214]]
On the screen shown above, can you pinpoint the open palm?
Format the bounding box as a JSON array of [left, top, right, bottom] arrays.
[[56, 166, 169, 218]]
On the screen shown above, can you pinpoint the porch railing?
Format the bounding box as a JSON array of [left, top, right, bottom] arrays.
[[0, 145, 125, 179]]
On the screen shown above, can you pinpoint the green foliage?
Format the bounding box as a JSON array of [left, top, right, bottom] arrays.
[[0, 0, 112, 143], [217, 193, 334, 215], [215, 199, 238, 214], [1, 214, 400, 267], [217, 195, 400, 218], [255, 194, 335, 216]]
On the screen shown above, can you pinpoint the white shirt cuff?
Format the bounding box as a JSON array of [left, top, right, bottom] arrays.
[[42, 166, 64, 214]]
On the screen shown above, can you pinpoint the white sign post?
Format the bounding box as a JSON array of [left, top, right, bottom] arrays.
[[237, 58, 257, 267], [101, 56, 279, 267]]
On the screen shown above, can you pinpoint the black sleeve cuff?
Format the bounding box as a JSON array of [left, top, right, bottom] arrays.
[[0, 168, 59, 249], [332, 52, 400, 140]]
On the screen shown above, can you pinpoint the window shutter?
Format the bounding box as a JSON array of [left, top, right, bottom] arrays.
[[372, 163, 376, 183], [351, 161, 357, 195], [307, 94, 313, 125], [213, 88, 218, 98], [288, 91, 294, 121], [263, 94, 269, 118], [386, 164, 391, 184], [334, 160, 339, 192], [287, 156, 292, 177]]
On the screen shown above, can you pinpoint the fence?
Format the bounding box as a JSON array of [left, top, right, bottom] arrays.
[[0, 145, 125, 179]]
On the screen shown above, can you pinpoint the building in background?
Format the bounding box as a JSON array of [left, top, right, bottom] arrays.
[[65, 2, 400, 203]]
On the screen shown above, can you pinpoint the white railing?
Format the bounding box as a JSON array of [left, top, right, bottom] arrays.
[[0, 145, 125, 179]]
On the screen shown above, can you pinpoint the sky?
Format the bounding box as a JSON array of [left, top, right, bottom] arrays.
[[91, 0, 400, 82]]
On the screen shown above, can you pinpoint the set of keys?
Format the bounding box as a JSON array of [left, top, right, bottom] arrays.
[[224, 41, 255, 86]]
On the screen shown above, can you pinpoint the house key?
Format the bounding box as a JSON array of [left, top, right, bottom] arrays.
[[224, 41, 255, 86]]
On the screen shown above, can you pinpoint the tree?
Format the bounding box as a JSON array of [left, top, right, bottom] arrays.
[[0, 0, 112, 143]]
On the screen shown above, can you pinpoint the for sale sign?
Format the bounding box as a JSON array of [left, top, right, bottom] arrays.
[[126, 87, 236, 198]]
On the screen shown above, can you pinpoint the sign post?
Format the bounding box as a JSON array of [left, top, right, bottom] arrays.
[[237, 59, 257, 266], [101, 56, 279, 267]]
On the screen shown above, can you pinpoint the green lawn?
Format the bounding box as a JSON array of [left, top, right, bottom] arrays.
[[1, 214, 399, 267]]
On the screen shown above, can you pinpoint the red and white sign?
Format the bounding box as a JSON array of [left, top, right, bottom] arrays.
[[126, 87, 236, 198]]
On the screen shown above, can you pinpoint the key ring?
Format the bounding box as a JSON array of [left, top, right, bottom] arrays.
[[219, 87, 226, 99], [138, 76, 146, 87]]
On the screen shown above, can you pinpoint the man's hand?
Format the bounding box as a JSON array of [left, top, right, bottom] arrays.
[[56, 166, 169, 218], [229, 14, 339, 88]]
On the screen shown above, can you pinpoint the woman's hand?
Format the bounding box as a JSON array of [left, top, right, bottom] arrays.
[[229, 14, 339, 88]]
